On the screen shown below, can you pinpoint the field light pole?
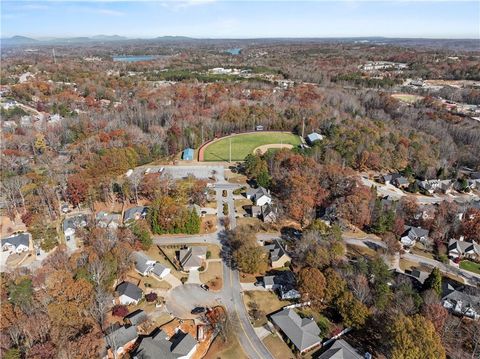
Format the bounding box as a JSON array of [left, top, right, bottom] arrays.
[[229, 137, 232, 163]]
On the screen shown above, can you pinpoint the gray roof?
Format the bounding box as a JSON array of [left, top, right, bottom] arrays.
[[152, 262, 168, 276], [105, 324, 138, 349], [393, 176, 409, 185], [442, 284, 480, 317], [402, 226, 429, 240], [317, 339, 363, 359], [125, 309, 148, 326], [133, 251, 153, 274], [1, 233, 30, 249], [270, 308, 320, 352], [63, 214, 87, 232], [116, 282, 143, 301], [264, 240, 288, 262], [132, 329, 196, 359], [179, 246, 207, 269], [448, 239, 480, 256], [247, 186, 271, 200], [307, 132, 323, 143], [124, 206, 148, 222]]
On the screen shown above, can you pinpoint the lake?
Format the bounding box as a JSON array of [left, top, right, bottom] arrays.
[[225, 48, 241, 55], [112, 55, 156, 62]]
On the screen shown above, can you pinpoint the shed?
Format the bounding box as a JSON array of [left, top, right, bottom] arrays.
[[182, 148, 194, 161]]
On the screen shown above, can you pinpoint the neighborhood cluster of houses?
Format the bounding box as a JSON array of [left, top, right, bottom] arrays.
[[378, 171, 480, 194], [1, 109, 65, 132], [359, 61, 408, 72], [104, 312, 199, 359]]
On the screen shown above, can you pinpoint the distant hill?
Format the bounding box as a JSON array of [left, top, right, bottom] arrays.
[[153, 36, 195, 41], [91, 35, 128, 41], [1, 36, 38, 45]]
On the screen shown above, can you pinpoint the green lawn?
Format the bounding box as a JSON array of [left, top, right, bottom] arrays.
[[460, 260, 480, 275], [203, 132, 301, 161]]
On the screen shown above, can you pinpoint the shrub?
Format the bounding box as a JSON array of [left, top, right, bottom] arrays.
[[198, 266, 205, 272], [206, 251, 212, 259], [112, 304, 129, 317], [145, 292, 158, 302]]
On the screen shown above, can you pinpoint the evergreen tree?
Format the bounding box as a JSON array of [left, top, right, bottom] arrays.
[[423, 267, 442, 296]]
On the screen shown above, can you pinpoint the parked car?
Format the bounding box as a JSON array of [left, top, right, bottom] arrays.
[[200, 284, 209, 291], [254, 281, 262, 287], [222, 190, 227, 197], [191, 307, 206, 315]]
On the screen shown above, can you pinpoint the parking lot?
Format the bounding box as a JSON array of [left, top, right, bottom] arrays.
[[132, 165, 226, 182]]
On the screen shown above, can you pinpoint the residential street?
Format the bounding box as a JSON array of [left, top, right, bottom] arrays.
[[343, 235, 480, 286], [154, 186, 274, 359]]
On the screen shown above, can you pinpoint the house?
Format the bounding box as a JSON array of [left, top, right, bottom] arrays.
[[392, 176, 409, 189], [442, 284, 480, 320], [378, 173, 403, 185], [306, 132, 324, 145], [317, 339, 363, 359], [2, 120, 17, 130], [124, 206, 148, 224], [178, 246, 207, 271], [279, 286, 301, 300], [246, 187, 272, 206], [182, 148, 194, 161], [448, 239, 480, 260], [124, 309, 148, 327], [63, 214, 88, 242], [1, 232, 31, 254], [96, 211, 121, 229], [256, 125, 264, 131], [133, 251, 170, 279], [264, 240, 291, 268], [270, 308, 321, 353], [263, 270, 296, 290], [116, 282, 143, 305], [133, 252, 157, 276], [417, 179, 454, 194], [261, 203, 277, 223], [132, 328, 198, 359], [400, 226, 429, 249], [104, 323, 138, 357]]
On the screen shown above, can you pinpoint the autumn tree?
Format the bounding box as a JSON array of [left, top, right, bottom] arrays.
[[336, 290, 370, 329], [389, 314, 446, 359], [298, 267, 326, 308]]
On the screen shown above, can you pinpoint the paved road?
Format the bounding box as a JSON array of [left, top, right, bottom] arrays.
[[343, 235, 480, 286], [154, 187, 274, 359]]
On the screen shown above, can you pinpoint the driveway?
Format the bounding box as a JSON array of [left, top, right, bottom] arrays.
[[164, 273, 182, 288], [165, 284, 221, 319], [187, 269, 201, 284]]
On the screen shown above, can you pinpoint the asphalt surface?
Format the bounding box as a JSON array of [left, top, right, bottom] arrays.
[[343, 235, 480, 286], [154, 187, 275, 359]]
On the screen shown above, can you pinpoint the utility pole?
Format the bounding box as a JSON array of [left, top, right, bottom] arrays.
[[201, 125, 204, 144], [52, 48, 57, 64]]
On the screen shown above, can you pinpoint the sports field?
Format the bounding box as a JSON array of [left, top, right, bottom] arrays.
[[202, 132, 301, 161]]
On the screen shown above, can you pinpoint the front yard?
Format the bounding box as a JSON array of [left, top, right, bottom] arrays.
[[263, 334, 295, 359], [460, 260, 480, 275], [243, 291, 290, 327], [199, 261, 223, 290]]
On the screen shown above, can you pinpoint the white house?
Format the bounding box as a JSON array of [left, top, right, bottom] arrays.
[[133, 251, 170, 279], [63, 214, 88, 242], [116, 282, 143, 306], [400, 226, 429, 249], [246, 187, 272, 206], [1, 233, 31, 254]]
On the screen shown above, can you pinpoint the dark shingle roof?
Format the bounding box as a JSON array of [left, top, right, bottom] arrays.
[[1, 233, 30, 249], [317, 339, 363, 359], [132, 329, 196, 359], [105, 324, 138, 349], [116, 282, 143, 301], [270, 308, 320, 352], [124, 309, 147, 326]]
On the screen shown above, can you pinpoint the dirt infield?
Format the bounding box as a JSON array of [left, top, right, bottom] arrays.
[[252, 143, 294, 154]]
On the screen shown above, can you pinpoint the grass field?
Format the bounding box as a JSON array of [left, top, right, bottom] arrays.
[[203, 132, 301, 161], [460, 260, 480, 275], [391, 93, 424, 104]]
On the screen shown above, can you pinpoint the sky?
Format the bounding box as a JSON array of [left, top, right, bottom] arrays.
[[1, 1, 479, 39]]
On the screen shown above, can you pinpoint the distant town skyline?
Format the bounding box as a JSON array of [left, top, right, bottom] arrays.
[[1, 1, 479, 39]]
